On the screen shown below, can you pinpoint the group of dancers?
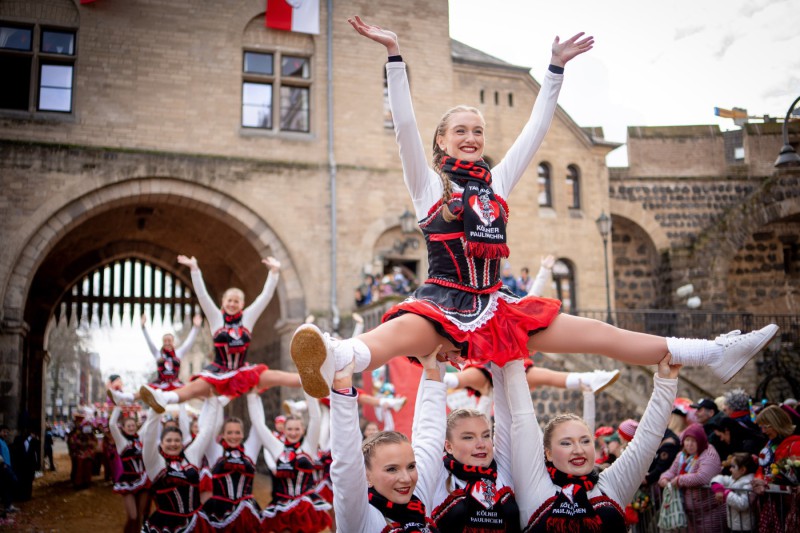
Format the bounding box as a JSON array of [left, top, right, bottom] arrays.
[[105, 16, 779, 532]]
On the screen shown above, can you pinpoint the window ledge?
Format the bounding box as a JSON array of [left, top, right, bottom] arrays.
[[0, 109, 77, 124], [538, 206, 557, 218], [239, 127, 315, 142], [568, 208, 583, 219]]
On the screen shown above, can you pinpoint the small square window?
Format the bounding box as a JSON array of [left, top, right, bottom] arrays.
[[0, 55, 32, 109], [41, 30, 75, 55], [244, 52, 273, 75], [281, 56, 309, 78], [0, 25, 32, 51]]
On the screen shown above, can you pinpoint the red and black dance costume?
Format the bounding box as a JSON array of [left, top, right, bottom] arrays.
[[198, 442, 263, 531], [140, 398, 219, 533], [142, 321, 199, 391], [382, 58, 563, 368], [191, 311, 268, 397], [189, 267, 277, 399], [243, 392, 331, 533], [145, 450, 203, 533], [108, 407, 148, 495], [432, 456, 520, 533]]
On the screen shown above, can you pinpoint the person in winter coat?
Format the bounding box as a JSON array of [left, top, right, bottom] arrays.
[[659, 422, 726, 533], [710, 452, 758, 532]]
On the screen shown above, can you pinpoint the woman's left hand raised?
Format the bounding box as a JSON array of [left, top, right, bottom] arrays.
[[348, 15, 400, 56], [550, 32, 594, 67]]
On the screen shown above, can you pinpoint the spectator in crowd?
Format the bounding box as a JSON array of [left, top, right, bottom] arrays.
[[751, 405, 800, 531], [710, 416, 765, 457], [354, 286, 369, 308], [500, 261, 519, 295], [0, 425, 18, 518], [668, 403, 689, 436], [659, 423, 725, 533], [710, 452, 758, 532], [44, 423, 55, 472], [644, 424, 682, 486], [11, 427, 39, 502], [593, 426, 614, 465], [692, 397, 729, 462], [754, 405, 799, 476], [517, 266, 533, 296], [67, 411, 98, 489], [723, 388, 759, 434]]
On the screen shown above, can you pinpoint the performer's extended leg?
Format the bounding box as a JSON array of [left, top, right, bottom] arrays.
[[257, 369, 301, 390]]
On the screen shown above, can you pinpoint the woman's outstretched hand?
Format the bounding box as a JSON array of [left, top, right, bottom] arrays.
[[177, 255, 199, 271], [348, 15, 400, 56], [262, 257, 281, 272], [550, 32, 594, 67], [658, 352, 681, 379]]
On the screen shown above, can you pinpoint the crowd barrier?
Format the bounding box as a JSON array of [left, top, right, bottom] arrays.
[[630, 482, 798, 532]]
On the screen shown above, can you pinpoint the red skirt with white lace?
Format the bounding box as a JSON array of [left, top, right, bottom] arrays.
[[383, 283, 560, 366], [190, 363, 268, 398]]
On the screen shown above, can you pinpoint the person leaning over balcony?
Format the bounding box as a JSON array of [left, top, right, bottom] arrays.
[[288, 16, 779, 404]]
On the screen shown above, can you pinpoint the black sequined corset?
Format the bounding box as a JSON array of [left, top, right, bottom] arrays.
[[271, 443, 320, 501], [152, 456, 200, 517], [420, 194, 508, 293], [212, 313, 252, 371], [119, 437, 144, 477], [210, 446, 255, 501]]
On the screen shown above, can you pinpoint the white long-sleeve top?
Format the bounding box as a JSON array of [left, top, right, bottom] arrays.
[[526, 266, 552, 299], [503, 360, 677, 527], [108, 405, 133, 455], [387, 61, 564, 220], [582, 390, 596, 436], [411, 362, 516, 514], [142, 323, 200, 360], [330, 384, 444, 532], [191, 268, 278, 332], [141, 397, 219, 482]]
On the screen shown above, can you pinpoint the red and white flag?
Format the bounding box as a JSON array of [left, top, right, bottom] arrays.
[[265, 0, 320, 35]]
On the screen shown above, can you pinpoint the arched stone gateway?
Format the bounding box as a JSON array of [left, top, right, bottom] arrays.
[[0, 178, 305, 432]]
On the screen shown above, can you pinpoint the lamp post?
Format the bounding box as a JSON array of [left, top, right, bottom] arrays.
[[775, 95, 800, 168], [393, 209, 419, 254], [595, 211, 613, 324]]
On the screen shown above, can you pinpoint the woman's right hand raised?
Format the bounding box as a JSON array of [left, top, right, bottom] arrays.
[[348, 15, 400, 56], [177, 255, 199, 271], [658, 352, 681, 379]]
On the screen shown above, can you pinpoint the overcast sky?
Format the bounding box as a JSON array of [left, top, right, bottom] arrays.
[[448, 0, 798, 166]]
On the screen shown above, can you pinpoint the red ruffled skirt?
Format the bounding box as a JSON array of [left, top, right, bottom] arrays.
[[261, 497, 332, 533], [191, 363, 268, 397], [384, 289, 560, 366]]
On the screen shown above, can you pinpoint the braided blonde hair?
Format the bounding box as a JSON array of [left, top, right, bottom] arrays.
[[362, 430, 410, 469], [432, 106, 485, 222]]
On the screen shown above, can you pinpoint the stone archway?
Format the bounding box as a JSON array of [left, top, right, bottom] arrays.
[[0, 178, 305, 431]]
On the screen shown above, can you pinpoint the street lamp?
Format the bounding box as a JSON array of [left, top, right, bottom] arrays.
[[595, 211, 613, 324], [775, 95, 800, 168], [393, 209, 419, 254]]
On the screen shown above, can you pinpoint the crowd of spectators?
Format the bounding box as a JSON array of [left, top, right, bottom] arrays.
[[354, 266, 418, 307], [595, 387, 800, 532]]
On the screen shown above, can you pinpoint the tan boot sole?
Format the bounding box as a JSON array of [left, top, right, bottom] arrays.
[[139, 386, 165, 414], [291, 327, 330, 399], [594, 370, 621, 394]]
